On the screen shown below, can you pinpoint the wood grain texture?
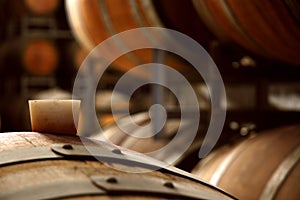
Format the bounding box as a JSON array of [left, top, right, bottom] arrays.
[[0, 132, 234, 199], [193, 0, 300, 66], [65, 0, 213, 80], [192, 125, 300, 200]]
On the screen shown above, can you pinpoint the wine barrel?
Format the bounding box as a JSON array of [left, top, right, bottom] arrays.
[[5, 0, 59, 17], [192, 0, 300, 66], [65, 0, 215, 77], [0, 132, 235, 199], [24, 0, 59, 15], [23, 38, 59, 76], [0, 37, 59, 76], [93, 112, 203, 167], [191, 125, 300, 200]]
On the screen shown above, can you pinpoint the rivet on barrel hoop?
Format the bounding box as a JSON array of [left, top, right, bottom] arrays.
[[62, 144, 73, 150], [112, 148, 123, 155], [164, 182, 175, 189], [106, 177, 118, 184]]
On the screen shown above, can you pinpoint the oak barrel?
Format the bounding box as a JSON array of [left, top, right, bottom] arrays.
[[191, 125, 300, 200], [23, 38, 59, 76], [0, 38, 59, 76], [65, 0, 214, 77], [7, 0, 59, 17], [93, 112, 203, 167], [24, 0, 59, 15], [0, 132, 234, 199], [192, 0, 300, 66]]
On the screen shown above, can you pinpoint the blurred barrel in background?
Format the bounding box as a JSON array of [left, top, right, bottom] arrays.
[[5, 0, 59, 18], [23, 38, 59, 76], [93, 112, 204, 167], [191, 125, 300, 200], [95, 112, 169, 151], [192, 0, 300, 66], [0, 36, 61, 131], [24, 0, 59, 16], [0, 37, 59, 76], [65, 0, 215, 77]]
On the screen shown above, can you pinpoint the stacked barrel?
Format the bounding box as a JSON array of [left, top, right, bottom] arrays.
[[65, 1, 300, 200], [0, 1, 299, 199], [0, 0, 83, 131]]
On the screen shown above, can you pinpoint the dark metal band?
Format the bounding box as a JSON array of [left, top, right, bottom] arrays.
[[91, 175, 225, 200], [0, 173, 226, 200], [0, 146, 62, 167], [0, 143, 161, 170], [0, 143, 236, 199]]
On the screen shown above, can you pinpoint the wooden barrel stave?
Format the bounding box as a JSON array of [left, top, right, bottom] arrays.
[[192, 0, 300, 66], [65, 0, 214, 79], [73, 0, 153, 71], [151, 0, 215, 48], [0, 132, 235, 199], [192, 145, 232, 182], [226, 0, 300, 62], [85, 0, 153, 78], [191, 125, 300, 200]]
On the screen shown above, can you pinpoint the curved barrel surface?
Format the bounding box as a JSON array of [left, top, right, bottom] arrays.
[[0, 132, 235, 199], [192, 125, 300, 200], [192, 0, 300, 66]]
